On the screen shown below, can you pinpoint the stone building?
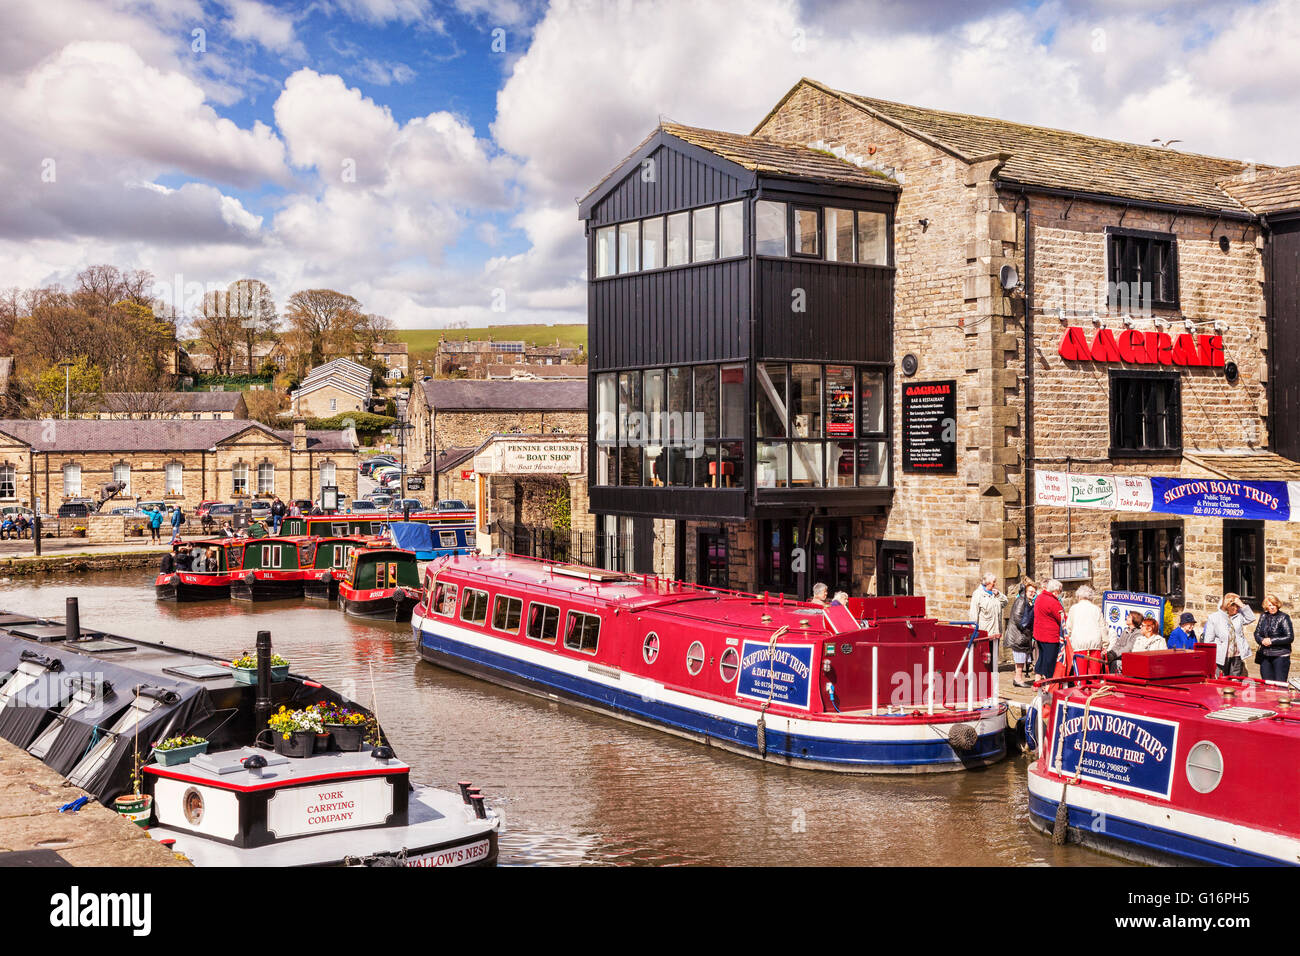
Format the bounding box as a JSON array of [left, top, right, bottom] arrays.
[[351, 342, 409, 382], [0, 418, 357, 511], [485, 363, 586, 380], [289, 358, 373, 418], [78, 391, 248, 420], [580, 78, 1300, 621]]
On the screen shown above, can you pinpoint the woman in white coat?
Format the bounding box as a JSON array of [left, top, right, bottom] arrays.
[[969, 572, 1008, 646], [1203, 592, 1255, 677]]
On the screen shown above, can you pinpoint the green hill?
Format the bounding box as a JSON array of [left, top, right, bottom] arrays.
[[397, 324, 587, 353]]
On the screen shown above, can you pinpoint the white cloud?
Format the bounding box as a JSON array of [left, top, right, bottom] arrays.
[[358, 58, 417, 85], [221, 0, 305, 57]]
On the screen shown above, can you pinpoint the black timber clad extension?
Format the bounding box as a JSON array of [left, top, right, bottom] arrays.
[[586, 141, 750, 226], [588, 260, 751, 370], [756, 259, 892, 363], [1270, 218, 1300, 463]]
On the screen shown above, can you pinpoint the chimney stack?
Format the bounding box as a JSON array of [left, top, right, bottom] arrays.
[[292, 417, 307, 451]]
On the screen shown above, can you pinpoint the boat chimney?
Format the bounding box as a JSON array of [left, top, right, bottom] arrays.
[[469, 790, 487, 820], [65, 596, 80, 642], [255, 630, 272, 731], [458, 781, 473, 804]]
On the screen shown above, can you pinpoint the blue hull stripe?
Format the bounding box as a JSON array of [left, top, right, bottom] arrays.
[[417, 623, 1005, 768], [1027, 792, 1293, 867]]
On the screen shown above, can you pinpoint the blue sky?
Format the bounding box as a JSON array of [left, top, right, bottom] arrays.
[[1, 0, 1296, 330]]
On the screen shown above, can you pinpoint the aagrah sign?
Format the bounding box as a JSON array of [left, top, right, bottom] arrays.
[[1058, 327, 1225, 368], [1036, 471, 1300, 522]]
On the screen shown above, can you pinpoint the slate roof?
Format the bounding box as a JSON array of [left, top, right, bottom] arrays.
[[1184, 450, 1300, 482], [0, 419, 354, 453], [94, 391, 245, 413], [1219, 166, 1300, 215], [418, 378, 587, 412], [758, 79, 1266, 215]]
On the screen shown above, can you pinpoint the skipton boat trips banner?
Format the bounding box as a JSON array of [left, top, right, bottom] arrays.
[[1035, 471, 1300, 521], [1050, 701, 1179, 800], [736, 641, 815, 710]]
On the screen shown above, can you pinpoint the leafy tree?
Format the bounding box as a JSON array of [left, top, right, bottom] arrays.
[[28, 356, 101, 418]]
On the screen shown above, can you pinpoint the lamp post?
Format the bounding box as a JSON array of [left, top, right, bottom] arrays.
[[382, 418, 416, 512], [59, 361, 73, 420]]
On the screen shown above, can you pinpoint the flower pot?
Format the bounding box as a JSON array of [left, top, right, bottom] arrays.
[[325, 723, 366, 752], [313, 732, 332, 753], [151, 741, 208, 766], [114, 793, 153, 827], [231, 664, 289, 685], [273, 730, 314, 758]]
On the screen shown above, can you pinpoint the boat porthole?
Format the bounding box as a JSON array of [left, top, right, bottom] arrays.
[[182, 786, 205, 825], [643, 632, 660, 665], [686, 641, 705, 676], [719, 647, 739, 682], [1185, 740, 1224, 794]]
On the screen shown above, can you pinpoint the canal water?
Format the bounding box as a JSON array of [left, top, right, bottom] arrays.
[[0, 571, 1119, 866]]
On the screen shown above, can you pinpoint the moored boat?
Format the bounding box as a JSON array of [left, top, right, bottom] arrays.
[[230, 536, 311, 602], [303, 535, 376, 602], [1026, 645, 1300, 866], [280, 509, 474, 539], [154, 540, 245, 601], [0, 608, 501, 866], [412, 554, 1007, 773], [338, 546, 423, 621]]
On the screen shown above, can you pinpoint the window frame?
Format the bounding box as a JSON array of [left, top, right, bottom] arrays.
[[1223, 519, 1266, 612], [491, 593, 524, 634], [164, 461, 183, 496], [459, 587, 489, 625], [1111, 520, 1184, 604], [526, 601, 561, 643], [1109, 369, 1182, 458], [231, 462, 249, 496], [563, 610, 601, 655], [62, 463, 82, 498], [791, 204, 822, 259], [1106, 226, 1179, 311], [432, 581, 458, 617], [0, 464, 16, 500]]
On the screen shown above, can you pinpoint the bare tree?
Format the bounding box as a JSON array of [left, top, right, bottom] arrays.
[[284, 288, 366, 373], [193, 289, 244, 375], [227, 278, 279, 374]]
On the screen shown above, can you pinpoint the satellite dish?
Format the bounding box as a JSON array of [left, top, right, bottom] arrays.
[[999, 264, 1020, 293]]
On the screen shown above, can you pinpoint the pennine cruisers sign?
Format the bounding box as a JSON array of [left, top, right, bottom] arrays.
[[1058, 327, 1225, 367]]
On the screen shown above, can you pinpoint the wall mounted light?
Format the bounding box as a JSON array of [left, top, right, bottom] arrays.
[[918, 218, 929, 232], [1056, 307, 1068, 325]]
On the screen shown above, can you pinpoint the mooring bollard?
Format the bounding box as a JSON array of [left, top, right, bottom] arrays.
[[65, 596, 80, 642]]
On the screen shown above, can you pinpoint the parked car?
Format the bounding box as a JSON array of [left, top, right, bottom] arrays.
[[436, 499, 469, 511], [205, 503, 238, 521], [195, 500, 222, 518], [290, 499, 313, 514], [137, 500, 169, 515], [57, 502, 92, 519], [368, 494, 394, 509], [387, 498, 424, 514], [249, 500, 271, 515], [348, 499, 381, 513], [360, 456, 397, 476], [108, 507, 142, 517]]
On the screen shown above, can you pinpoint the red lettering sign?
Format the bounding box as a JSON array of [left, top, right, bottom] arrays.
[[1058, 327, 1224, 368]]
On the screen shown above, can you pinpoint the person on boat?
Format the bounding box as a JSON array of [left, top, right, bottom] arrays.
[[831, 590, 849, 606], [1065, 585, 1105, 675], [1032, 579, 1064, 679], [969, 572, 1007, 650], [1132, 616, 1167, 652], [205, 548, 220, 572], [1204, 593, 1254, 677], [270, 496, 286, 533], [1003, 577, 1036, 687], [1105, 611, 1143, 672], [1254, 596, 1294, 684], [159, 549, 175, 574], [810, 582, 829, 607], [1167, 612, 1199, 650]]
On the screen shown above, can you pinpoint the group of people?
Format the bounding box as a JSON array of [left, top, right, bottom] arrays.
[[0, 513, 32, 539], [140, 504, 183, 544], [159, 542, 221, 574], [991, 575, 1295, 687]]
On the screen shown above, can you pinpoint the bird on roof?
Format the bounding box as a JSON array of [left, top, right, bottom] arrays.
[[1151, 138, 1183, 148]]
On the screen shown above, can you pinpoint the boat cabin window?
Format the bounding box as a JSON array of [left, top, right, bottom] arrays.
[[564, 611, 600, 654], [260, 544, 281, 569], [460, 588, 490, 625], [527, 602, 560, 643], [376, 561, 400, 588], [642, 632, 660, 664], [719, 647, 740, 682], [492, 595, 523, 634], [433, 582, 458, 616], [686, 640, 705, 676], [439, 530, 459, 549]]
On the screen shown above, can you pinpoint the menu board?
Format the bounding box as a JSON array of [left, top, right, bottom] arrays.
[[902, 380, 956, 473], [827, 367, 855, 436]]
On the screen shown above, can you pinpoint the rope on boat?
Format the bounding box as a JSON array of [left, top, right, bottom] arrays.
[[756, 625, 790, 758], [1050, 683, 1114, 846]]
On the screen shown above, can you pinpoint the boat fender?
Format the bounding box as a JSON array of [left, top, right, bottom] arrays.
[[371, 745, 394, 763], [948, 723, 977, 752], [756, 711, 767, 756]]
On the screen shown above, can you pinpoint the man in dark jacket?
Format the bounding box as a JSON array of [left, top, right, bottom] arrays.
[[270, 496, 286, 534]]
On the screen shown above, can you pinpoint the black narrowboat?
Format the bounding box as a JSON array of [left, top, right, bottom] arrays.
[[338, 546, 422, 621], [155, 540, 245, 602], [230, 537, 310, 602]]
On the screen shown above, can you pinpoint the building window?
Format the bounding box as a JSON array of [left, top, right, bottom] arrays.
[[857, 211, 888, 265], [756, 200, 787, 256], [618, 220, 640, 273], [793, 206, 820, 257], [666, 211, 689, 266], [1224, 520, 1265, 610], [1108, 228, 1178, 310], [595, 225, 616, 277], [257, 462, 274, 495], [231, 462, 249, 496], [642, 215, 664, 269], [826, 207, 854, 262], [692, 207, 716, 262], [329, 398, 337, 411], [1110, 370, 1181, 456], [697, 529, 728, 588], [63, 464, 81, 498], [719, 201, 743, 257], [320, 461, 337, 488], [0, 465, 14, 500], [1112, 521, 1184, 603], [164, 462, 183, 496], [112, 463, 130, 496]]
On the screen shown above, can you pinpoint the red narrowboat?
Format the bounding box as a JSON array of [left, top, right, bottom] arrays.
[[154, 540, 245, 602], [338, 546, 423, 621], [231, 537, 312, 602], [412, 554, 1008, 773], [1026, 645, 1300, 865], [303, 536, 378, 602]]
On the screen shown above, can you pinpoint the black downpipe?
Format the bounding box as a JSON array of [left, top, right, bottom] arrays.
[[255, 629, 272, 731], [1022, 192, 1036, 580], [33, 516, 41, 556], [65, 596, 80, 642]]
